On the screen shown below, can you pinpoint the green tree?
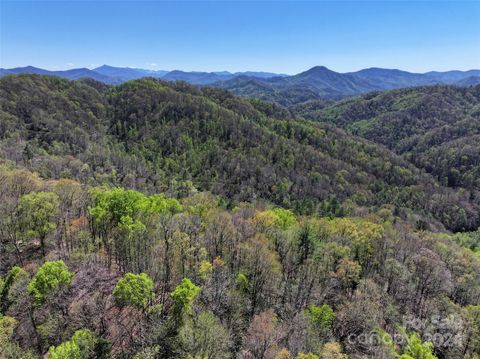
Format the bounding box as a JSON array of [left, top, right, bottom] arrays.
[[48, 328, 110, 359], [272, 208, 296, 229], [28, 261, 74, 305], [16, 191, 59, 257], [89, 187, 182, 272], [0, 314, 37, 359], [158, 278, 201, 358], [0, 314, 17, 346], [170, 278, 201, 318], [1, 266, 27, 313], [180, 311, 231, 359], [89, 188, 182, 232], [306, 304, 336, 333], [322, 218, 384, 268], [399, 333, 437, 359], [149, 193, 183, 215], [297, 224, 316, 265], [113, 272, 154, 309]]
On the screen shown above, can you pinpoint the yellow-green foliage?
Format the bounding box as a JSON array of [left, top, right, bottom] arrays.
[[16, 191, 59, 253], [28, 261, 74, 305], [399, 333, 437, 359], [320, 342, 348, 359], [254, 208, 296, 230], [297, 353, 319, 359], [305, 304, 336, 332], [89, 187, 182, 229], [170, 278, 201, 316], [0, 314, 17, 343], [198, 260, 213, 280], [270, 208, 297, 230], [113, 273, 154, 308], [1, 266, 27, 313], [320, 218, 384, 265], [48, 329, 99, 359]]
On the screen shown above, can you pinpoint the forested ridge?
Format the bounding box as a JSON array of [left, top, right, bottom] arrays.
[[4, 64, 479, 101], [0, 74, 480, 359], [1, 75, 478, 231], [295, 85, 480, 192]]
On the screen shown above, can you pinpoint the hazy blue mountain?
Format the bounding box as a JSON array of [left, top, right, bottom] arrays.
[[234, 71, 288, 78], [352, 68, 480, 88], [213, 71, 232, 76], [162, 70, 286, 84], [162, 70, 236, 84], [0, 65, 286, 86], [93, 65, 168, 81], [215, 66, 380, 102], [3, 66, 52, 76], [53, 68, 118, 83], [284, 66, 380, 96], [425, 69, 480, 84], [349, 67, 438, 89], [0, 69, 13, 76], [216, 66, 480, 103], [1, 65, 479, 101], [0, 65, 118, 83], [455, 75, 480, 86]]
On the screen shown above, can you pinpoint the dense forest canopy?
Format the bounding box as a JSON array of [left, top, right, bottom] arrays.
[[0, 74, 479, 359], [1, 75, 478, 231], [1, 164, 479, 359], [295, 85, 480, 192]]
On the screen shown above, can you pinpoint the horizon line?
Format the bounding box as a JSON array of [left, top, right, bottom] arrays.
[[2, 64, 480, 76]]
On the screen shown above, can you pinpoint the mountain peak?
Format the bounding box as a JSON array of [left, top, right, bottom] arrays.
[[95, 64, 114, 70], [302, 65, 334, 74]]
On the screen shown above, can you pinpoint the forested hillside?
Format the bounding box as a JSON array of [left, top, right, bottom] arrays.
[[1, 75, 478, 231], [1, 75, 480, 359], [295, 85, 480, 192], [1, 164, 479, 359]]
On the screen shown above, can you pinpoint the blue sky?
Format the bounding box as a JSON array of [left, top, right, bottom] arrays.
[[1, 1, 479, 74]]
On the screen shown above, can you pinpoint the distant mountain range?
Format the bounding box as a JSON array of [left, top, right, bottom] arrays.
[[0, 65, 286, 85], [215, 66, 480, 104], [1, 64, 479, 102]]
